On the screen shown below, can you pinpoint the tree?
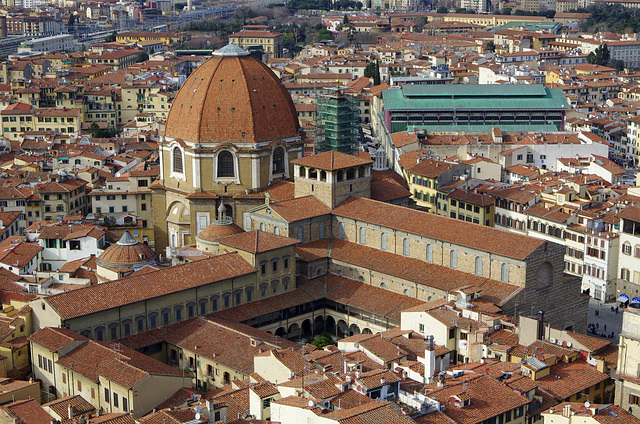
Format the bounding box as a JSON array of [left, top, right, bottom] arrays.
[[306, 333, 336, 348], [437, 6, 448, 13], [88, 122, 101, 138], [364, 62, 376, 78], [611, 59, 625, 72], [501, 6, 512, 14], [343, 14, 349, 24], [68, 14, 75, 27], [587, 43, 610, 66], [485, 40, 495, 52], [136, 52, 149, 63], [105, 31, 117, 43], [374, 60, 381, 86]]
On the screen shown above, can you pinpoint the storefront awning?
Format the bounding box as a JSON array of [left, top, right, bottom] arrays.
[[617, 294, 629, 302]]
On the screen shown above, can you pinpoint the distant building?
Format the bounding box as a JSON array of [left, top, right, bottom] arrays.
[[228, 28, 283, 60]]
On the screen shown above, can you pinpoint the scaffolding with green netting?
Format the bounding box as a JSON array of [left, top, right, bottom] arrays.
[[315, 89, 359, 154]]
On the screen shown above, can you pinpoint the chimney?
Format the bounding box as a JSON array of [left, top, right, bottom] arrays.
[[537, 311, 545, 341], [419, 335, 436, 383], [68, 404, 74, 419]]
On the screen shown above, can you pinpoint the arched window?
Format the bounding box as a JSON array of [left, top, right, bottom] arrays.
[[199, 299, 208, 315], [450, 250, 457, 269], [282, 277, 290, 291], [297, 227, 304, 241], [274, 226, 280, 235], [245, 286, 253, 302], [172, 147, 183, 174], [380, 282, 387, 289], [403, 238, 410, 257], [339, 222, 345, 240], [319, 222, 325, 239], [426, 244, 433, 263], [273, 147, 285, 174], [359, 227, 366, 245], [217, 151, 234, 177], [403, 288, 410, 296], [260, 222, 265, 231], [259, 282, 268, 297], [271, 280, 279, 294], [501, 263, 509, 282], [381, 233, 387, 251], [475, 257, 482, 276]]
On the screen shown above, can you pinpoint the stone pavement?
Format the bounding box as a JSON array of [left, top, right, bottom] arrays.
[[586, 298, 623, 340]]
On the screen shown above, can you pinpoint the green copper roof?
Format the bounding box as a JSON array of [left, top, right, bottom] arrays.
[[382, 84, 570, 111]]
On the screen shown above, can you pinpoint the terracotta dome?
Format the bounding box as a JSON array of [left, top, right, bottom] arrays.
[[196, 221, 245, 243], [97, 230, 157, 270], [164, 44, 300, 144]]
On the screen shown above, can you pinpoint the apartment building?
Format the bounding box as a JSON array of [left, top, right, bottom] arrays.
[[39, 176, 88, 221], [29, 327, 184, 418], [229, 29, 284, 59], [618, 207, 640, 299], [0, 108, 82, 139]]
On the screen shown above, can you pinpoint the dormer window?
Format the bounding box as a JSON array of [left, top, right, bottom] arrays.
[[172, 147, 183, 174], [273, 147, 285, 174], [217, 151, 235, 178]]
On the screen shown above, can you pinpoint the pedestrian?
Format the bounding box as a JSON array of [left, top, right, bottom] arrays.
[[596, 310, 599, 317], [597, 323, 599, 329], [616, 306, 619, 314], [604, 324, 607, 331]]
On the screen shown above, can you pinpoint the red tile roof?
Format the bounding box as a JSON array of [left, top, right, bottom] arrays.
[[291, 150, 372, 170], [44, 253, 256, 320], [332, 197, 545, 260]]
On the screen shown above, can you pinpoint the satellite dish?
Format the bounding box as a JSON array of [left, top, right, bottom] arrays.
[[585, 401, 590, 408], [195, 413, 201, 420], [194, 406, 202, 413], [354, 342, 359, 348], [308, 400, 314, 407]]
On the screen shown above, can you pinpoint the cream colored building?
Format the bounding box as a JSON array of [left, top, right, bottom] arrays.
[[29, 327, 184, 417], [615, 308, 640, 417]]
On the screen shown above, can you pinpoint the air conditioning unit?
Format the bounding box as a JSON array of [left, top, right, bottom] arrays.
[[494, 325, 501, 330], [556, 340, 563, 346], [550, 337, 557, 344], [566, 342, 572, 348]]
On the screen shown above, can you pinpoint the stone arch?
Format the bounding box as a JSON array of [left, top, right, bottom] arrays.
[[167, 201, 190, 225], [337, 319, 348, 338], [325, 316, 336, 334], [275, 327, 286, 338], [362, 328, 373, 334], [349, 323, 360, 336], [288, 323, 300, 340]]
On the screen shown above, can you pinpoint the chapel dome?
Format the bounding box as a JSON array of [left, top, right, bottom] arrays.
[[196, 221, 244, 243], [164, 44, 300, 144], [97, 230, 157, 270]]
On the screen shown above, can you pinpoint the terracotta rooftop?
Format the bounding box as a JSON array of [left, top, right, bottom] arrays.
[[43, 253, 256, 320], [164, 50, 299, 144], [332, 196, 546, 260], [291, 150, 372, 170], [218, 230, 299, 253]]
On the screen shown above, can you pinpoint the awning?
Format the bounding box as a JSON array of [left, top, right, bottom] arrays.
[[633, 297, 640, 304], [617, 294, 629, 302]]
